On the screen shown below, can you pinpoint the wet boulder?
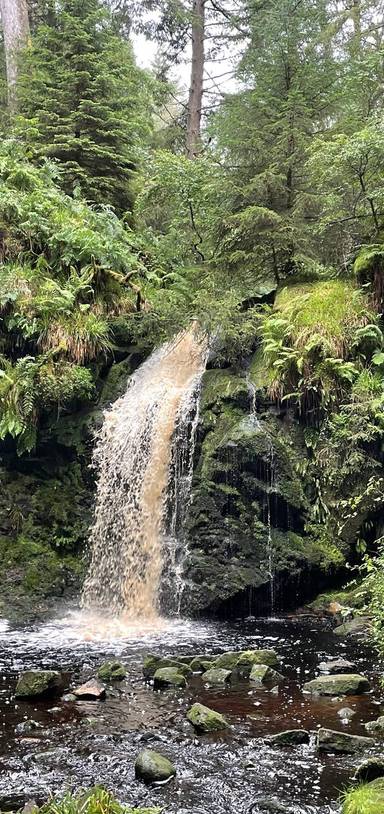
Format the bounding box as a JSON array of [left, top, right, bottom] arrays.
[[97, 661, 126, 682], [135, 748, 176, 784], [153, 667, 187, 689], [266, 729, 310, 746], [237, 650, 279, 674], [143, 654, 191, 679], [333, 616, 371, 637], [213, 652, 241, 669], [250, 664, 284, 688], [354, 758, 384, 783], [15, 670, 67, 699], [317, 728, 375, 753], [338, 707, 355, 722], [73, 679, 106, 700], [15, 720, 42, 735], [365, 716, 384, 734], [303, 674, 370, 696], [318, 658, 356, 674], [187, 702, 229, 733], [189, 657, 213, 673], [202, 667, 232, 685]]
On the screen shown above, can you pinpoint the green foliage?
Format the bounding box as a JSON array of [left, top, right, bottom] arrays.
[[259, 280, 377, 410], [15, 0, 154, 213], [0, 142, 142, 451], [37, 787, 161, 814]]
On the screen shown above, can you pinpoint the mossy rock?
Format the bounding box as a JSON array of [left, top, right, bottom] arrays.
[[202, 667, 232, 685], [15, 670, 67, 698], [187, 702, 229, 733], [143, 654, 191, 679], [237, 649, 278, 673], [250, 664, 284, 688], [303, 674, 370, 696], [134, 749, 176, 784], [97, 661, 126, 682], [317, 728, 374, 753], [153, 667, 187, 689], [354, 758, 384, 783], [189, 657, 213, 673]]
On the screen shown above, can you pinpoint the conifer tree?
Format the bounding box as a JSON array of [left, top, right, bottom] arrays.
[[16, 0, 152, 213]]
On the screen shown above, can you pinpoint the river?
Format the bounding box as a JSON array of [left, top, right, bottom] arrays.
[[0, 610, 381, 814]]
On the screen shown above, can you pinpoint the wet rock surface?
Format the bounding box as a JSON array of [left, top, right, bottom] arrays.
[[303, 674, 370, 696], [134, 748, 176, 784], [317, 728, 375, 753], [15, 671, 67, 699], [0, 613, 382, 814]]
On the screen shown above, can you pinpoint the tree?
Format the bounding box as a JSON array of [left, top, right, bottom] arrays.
[[16, 0, 153, 213], [186, 0, 205, 158], [0, 0, 30, 108]]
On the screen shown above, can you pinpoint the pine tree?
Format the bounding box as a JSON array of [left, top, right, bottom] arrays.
[[16, 0, 153, 213]]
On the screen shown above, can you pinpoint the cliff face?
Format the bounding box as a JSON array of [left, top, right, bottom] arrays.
[[182, 365, 347, 616]]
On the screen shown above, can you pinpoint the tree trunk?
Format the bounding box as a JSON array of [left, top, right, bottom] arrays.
[[351, 0, 362, 57], [186, 0, 205, 159], [0, 0, 30, 109]]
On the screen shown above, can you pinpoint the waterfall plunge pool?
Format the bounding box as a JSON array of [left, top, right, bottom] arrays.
[[0, 611, 381, 814]]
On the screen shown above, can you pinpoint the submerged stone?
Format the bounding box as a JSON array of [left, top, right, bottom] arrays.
[[135, 748, 176, 784], [97, 661, 126, 682], [303, 674, 370, 696], [15, 720, 42, 735], [73, 679, 106, 700], [318, 658, 356, 674], [213, 652, 241, 669], [153, 667, 187, 689], [317, 728, 374, 753], [202, 667, 232, 685], [250, 664, 284, 688], [15, 670, 67, 699], [266, 729, 310, 746], [187, 702, 229, 733]]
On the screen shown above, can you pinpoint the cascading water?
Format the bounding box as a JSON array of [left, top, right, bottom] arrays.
[[81, 326, 207, 619]]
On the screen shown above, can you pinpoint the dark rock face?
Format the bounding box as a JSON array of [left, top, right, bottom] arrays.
[[182, 365, 347, 616], [354, 758, 384, 783]]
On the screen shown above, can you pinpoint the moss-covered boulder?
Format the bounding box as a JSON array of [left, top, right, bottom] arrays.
[[202, 667, 233, 685], [143, 654, 191, 679], [97, 661, 126, 682], [303, 674, 370, 696], [153, 667, 187, 689], [250, 664, 284, 688], [237, 649, 278, 673], [189, 657, 213, 673], [334, 617, 372, 637], [15, 670, 67, 698], [364, 717, 384, 734], [134, 749, 176, 784], [187, 702, 229, 732], [317, 728, 374, 753]]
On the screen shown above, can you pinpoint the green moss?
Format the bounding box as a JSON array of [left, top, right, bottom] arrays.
[[200, 368, 250, 411]]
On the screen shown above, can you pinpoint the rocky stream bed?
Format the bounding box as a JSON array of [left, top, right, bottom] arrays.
[[0, 611, 382, 814]]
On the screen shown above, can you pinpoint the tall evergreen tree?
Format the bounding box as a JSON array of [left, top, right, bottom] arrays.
[[16, 0, 153, 213]]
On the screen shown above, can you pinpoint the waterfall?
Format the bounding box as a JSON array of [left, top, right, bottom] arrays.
[[81, 326, 207, 619]]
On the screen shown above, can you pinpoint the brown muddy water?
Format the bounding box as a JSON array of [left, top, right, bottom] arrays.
[[0, 611, 382, 814]]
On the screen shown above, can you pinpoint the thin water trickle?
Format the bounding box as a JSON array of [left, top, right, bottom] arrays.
[[82, 326, 208, 618]]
